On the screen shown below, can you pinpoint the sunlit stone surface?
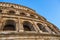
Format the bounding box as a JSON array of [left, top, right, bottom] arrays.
[[0, 2, 60, 40]]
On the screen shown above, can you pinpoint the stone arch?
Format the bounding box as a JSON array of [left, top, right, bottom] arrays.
[[47, 25, 57, 34], [8, 10, 15, 14], [3, 20, 16, 31], [11, 6, 14, 8], [0, 9, 2, 13], [37, 23, 48, 32], [30, 14, 35, 18], [20, 12, 26, 16], [23, 21, 35, 31]]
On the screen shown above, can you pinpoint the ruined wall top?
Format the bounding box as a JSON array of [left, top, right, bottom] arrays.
[[0, 2, 35, 13]]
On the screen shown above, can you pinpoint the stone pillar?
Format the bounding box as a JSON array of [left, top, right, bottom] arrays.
[[19, 19, 24, 32]]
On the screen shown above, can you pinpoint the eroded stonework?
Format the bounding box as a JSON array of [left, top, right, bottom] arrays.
[[0, 2, 60, 40]]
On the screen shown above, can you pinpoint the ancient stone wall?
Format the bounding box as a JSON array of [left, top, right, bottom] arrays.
[[0, 2, 60, 40], [0, 33, 60, 40]]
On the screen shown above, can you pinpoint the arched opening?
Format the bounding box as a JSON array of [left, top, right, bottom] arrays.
[[30, 14, 35, 18], [9, 10, 15, 14], [37, 23, 48, 32], [0, 9, 2, 13], [48, 26, 57, 34], [20, 12, 26, 16], [23, 21, 35, 31], [11, 6, 14, 8], [3, 20, 16, 31]]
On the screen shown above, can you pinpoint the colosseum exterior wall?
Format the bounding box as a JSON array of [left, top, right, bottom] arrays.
[[0, 2, 59, 40]]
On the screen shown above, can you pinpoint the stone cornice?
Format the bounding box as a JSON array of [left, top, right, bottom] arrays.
[[0, 2, 35, 13], [0, 32, 60, 37]]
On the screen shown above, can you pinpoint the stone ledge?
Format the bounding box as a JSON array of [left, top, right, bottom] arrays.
[[0, 32, 60, 37]]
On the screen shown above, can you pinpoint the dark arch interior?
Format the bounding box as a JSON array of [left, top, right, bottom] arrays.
[[20, 12, 26, 16], [30, 14, 35, 18], [3, 20, 16, 31], [0, 9, 2, 13], [11, 6, 14, 8], [37, 23, 48, 32], [23, 21, 35, 31], [48, 26, 57, 34], [9, 10, 15, 14]]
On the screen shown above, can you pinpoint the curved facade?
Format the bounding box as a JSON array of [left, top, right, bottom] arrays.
[[0, 2, 60, 40]]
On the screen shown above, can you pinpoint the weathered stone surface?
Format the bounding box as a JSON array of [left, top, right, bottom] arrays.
[[0, 2, 59, 40]]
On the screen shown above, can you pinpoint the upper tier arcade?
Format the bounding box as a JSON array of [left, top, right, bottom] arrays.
[[0, 2, 46, 21], [0, 2, 59, 35]]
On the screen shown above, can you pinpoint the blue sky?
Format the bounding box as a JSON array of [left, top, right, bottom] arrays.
[[0, 0, 60, 29]]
